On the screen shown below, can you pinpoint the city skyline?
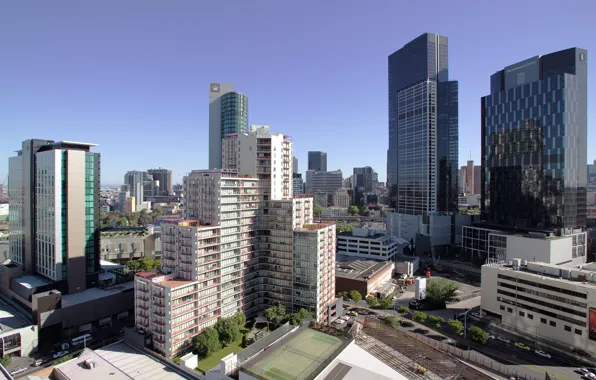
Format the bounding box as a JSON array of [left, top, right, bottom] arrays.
[[1, 1, 595, 185]]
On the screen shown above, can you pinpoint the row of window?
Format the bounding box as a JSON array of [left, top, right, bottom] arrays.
[[497, 296, 585, 327], [498, 273, 587, 299], [502, 305, 583, 336]]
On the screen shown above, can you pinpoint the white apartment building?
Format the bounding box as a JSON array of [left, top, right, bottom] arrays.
[[463, 225, 587, 266], [481, 260, 596, 356], [135, 170, 339, 358], [222, 125, 292, 200], [336, 228, 403, 260]]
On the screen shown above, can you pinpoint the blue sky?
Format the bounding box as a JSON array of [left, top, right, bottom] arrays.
[[1, 0, 594, 186]]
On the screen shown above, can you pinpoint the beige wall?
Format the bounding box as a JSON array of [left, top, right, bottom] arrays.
[[66, 150, 87, 294]]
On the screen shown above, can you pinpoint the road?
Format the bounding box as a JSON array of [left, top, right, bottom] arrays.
[[345, 302, 588, 380]]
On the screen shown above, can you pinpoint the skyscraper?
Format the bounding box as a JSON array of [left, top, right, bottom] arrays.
[[308, 151, 327, 172], [8, 139, 100, 294], [208, 83, 248, 169], [387, 33, 459, 214], [293, 156, 299, 174], [481, 48, 588, 230], [147, 168, 172, 196], [353, 166, 376, 206]]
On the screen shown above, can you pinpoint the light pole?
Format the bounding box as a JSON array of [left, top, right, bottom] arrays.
[[463, 308, 473, 339]]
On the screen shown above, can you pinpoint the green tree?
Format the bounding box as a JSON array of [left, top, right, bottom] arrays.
[[359, 206, 369, 216], [428, 315, 445, 328], [265, 303, 287, 327], [379, 297, 393, 309], [424, 278, 460, 308], [397, 305, 409, 315], [447, 319, 464, 335], [347, 206, 359, 216], [153, 204, 164, 216], [241, 332, 249, 348], [288, 309, 313, 325], [0, 355, 11, 367], [194, 328, 221, 357], [365, 296, 379, 307], [380, 207, 388, 218], [233, 312, 246, 328], [348, 290, 362, 302], [384, 317, 400, 328], [337, 291, 349, 300], [127, 260, 141, 271], [54, 355, 72, 364], [138, 209, 151, 226], [117, 217, 128, 227], [412, 311, 427, 323], [215, 318, 240, 346], [313, 204, 325, 217], [469, 326, 489, 344]]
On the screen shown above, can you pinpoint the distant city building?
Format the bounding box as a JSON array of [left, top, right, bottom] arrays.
[[308, 151, 327, 172], [222, 125, 293, 200], [353, 166, 377, 206], [0, 184, 5, 201], [337, 228, 404, 260], [459, 161, 481, 195], [332, 189, 350, 208], [322, 206, 348, 217], [293, 156, 298, 174], [481, 47, 588, 231], [305, 170, 343, 206], [208, 82, 248, 169], [292, 173, 304, 196], [147, 168, 172, 196], [124, 196, 136, 213], [387, 33, 458, 215], [118, 190, 130, 212]]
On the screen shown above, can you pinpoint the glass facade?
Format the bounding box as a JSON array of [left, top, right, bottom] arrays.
[[481, 48, 588, 230], [388, 33, 458, 214], [85, 152, 100, 274], [220, 92, 248, 138]]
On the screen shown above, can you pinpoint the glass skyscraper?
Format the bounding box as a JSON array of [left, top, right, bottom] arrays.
[[387, 33, 459, 214], [481, 48, 588, 231]]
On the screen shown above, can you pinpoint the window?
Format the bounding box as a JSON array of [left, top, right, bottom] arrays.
[[507, 307, 513, 313], [540, 318, 547, 324], [528, 314, 533, 320], [575, 329, 582, 335], [500, 305, 505, 311], [550, 321, 556, 327], [564, 325, 571, 332], [519, 311, 525, 317]]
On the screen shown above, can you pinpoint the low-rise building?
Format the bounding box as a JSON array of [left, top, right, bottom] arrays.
[[321, 207, 347, 218], [335, 256, 394, 297], [481, 260, 596, 357], [100, 228, 161, 262], [0, 298, 38, 358], [337, 228, 404, 260]]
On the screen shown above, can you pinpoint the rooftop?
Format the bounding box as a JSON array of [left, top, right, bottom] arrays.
[[335, 257, 392, 281], [61, 281, 134, 308], [490, 260, 596, 289], [135, 272, 196, 289], [242, 328, 350, 380], [0, 298, 31, 333], [296, 223, 335, 231]]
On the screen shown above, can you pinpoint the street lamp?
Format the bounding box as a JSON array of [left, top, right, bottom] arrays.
[[463, 308, 473, 339]]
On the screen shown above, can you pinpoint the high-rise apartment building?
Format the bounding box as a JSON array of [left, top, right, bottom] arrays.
[[209, 83, 248, 169], [481, 48, 588, 230], [387, 33, 459, 214], [136, 170, 338, 358], [308, 151, 327, 172], [222, 125, 292, 200], [147, 168, 173, 196], [8, 139, 100, 294]]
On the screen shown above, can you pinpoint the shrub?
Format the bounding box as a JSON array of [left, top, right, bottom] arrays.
[[397, 305, 409, 314], [384, 317, 400, 328], [379, 297, 393, 309], [447, 319, 464, 334], [428, 315, 445, 328], [470, 326, 489, 344], [348, 290, 362, 302], [412, 311, 427, 323], [366, 296, 379, 307]]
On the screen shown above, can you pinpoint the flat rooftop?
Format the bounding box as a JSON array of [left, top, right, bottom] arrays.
[[491, 261, 596, 289], [322, 343, 406, 380], [135, 272, 196, 289], [335, 257, 392, 281], [61, 281, 134, 308], [14, 275, 51, 289], [0, 298, 31, 333], [242, 328, 349, 380]]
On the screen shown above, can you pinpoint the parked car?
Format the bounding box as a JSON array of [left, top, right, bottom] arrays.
[[576, 368, 590, 375], [497, 336, 510, 344], [514, 342, 531, 351], [10, 367, 27, 376], [53, 351, 68, 359], [34, 359, 44, 367], [346, 311, 358, 316], [400, 321, 414, 328], [487, 334, 496, 340], [534, 349, 551, 359]]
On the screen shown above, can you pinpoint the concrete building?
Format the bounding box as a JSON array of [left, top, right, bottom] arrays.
[[124, 196, 136, 213], [321, 207, 348, 218], [0, 298, 38, 358], [209, 83, 248, 170], [335, 257, 394, 297], [307, 151, 327, 172], [123, 171, 150, 207], [305, 170, 343, 206], [332, 190, 350, 208], [292, 173, 304, 197], [136, 170, 339, 358], [462, 224, 587, 266], [100, 228, 160, 262], [147, 168, 173, 196], [337, 228, 404, 260], [117, 190, 130, 212], [481, 260, 596, 357], [352, 166, 376, 206], [7, 139, 101, 294], [292, 156, 298, 174], [481, 48, 588, 231], [222, 125, 292, 200]]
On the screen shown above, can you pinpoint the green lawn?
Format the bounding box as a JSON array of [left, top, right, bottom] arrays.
[[196, 330, 248, 374]]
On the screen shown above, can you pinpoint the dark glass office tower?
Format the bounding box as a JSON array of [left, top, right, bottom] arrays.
[[308, 151, 327, 172], [481, 48, 588, 230], [387, 33, 459, 214]]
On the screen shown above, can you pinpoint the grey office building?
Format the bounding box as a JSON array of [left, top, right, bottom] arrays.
[[147, 168, 172, 196], [387, 33, 459, 214], [353, 166, 376, 206], [305, 170, 343, 206], [481, 48, 588, 230], [308, 151, 327, 172], [208, 83, 248, 169]]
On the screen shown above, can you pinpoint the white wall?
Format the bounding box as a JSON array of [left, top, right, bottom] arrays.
[[505, 235, 572, 264]]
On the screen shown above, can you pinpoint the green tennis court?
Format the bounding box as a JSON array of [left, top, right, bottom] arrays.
[[244, 329, 344, 380]]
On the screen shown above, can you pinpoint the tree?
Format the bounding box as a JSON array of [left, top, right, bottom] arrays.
[[313, 204, 325, 217], [348, 206, 359, 216], [337, 291, 349, 300], [424, 278, 460, 308], [233, 312, 246, 328], [117, 217, 128, 227], [242, 332, 249, 348], [265, 303, 287, 327], [397, 305, 409, 315], [138, 209, 151, 226], [412, 311, 427, 323], [429, 315, 444, 328], [447, 319, 464, 335], [127, 260, 141, 271], [153, 204, 164, 216], [384, 317, 400, 328], [365, 296, 379, 307], [359, 206, 369, 216], [348, 290, 362, 302], [469, 326, 489, 344], [0, 355, 11, 367], [215, 318, 240, 346], [194, 328, 221, 357], [288, 309, 313, 325], [379, 297, 393, 309]]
